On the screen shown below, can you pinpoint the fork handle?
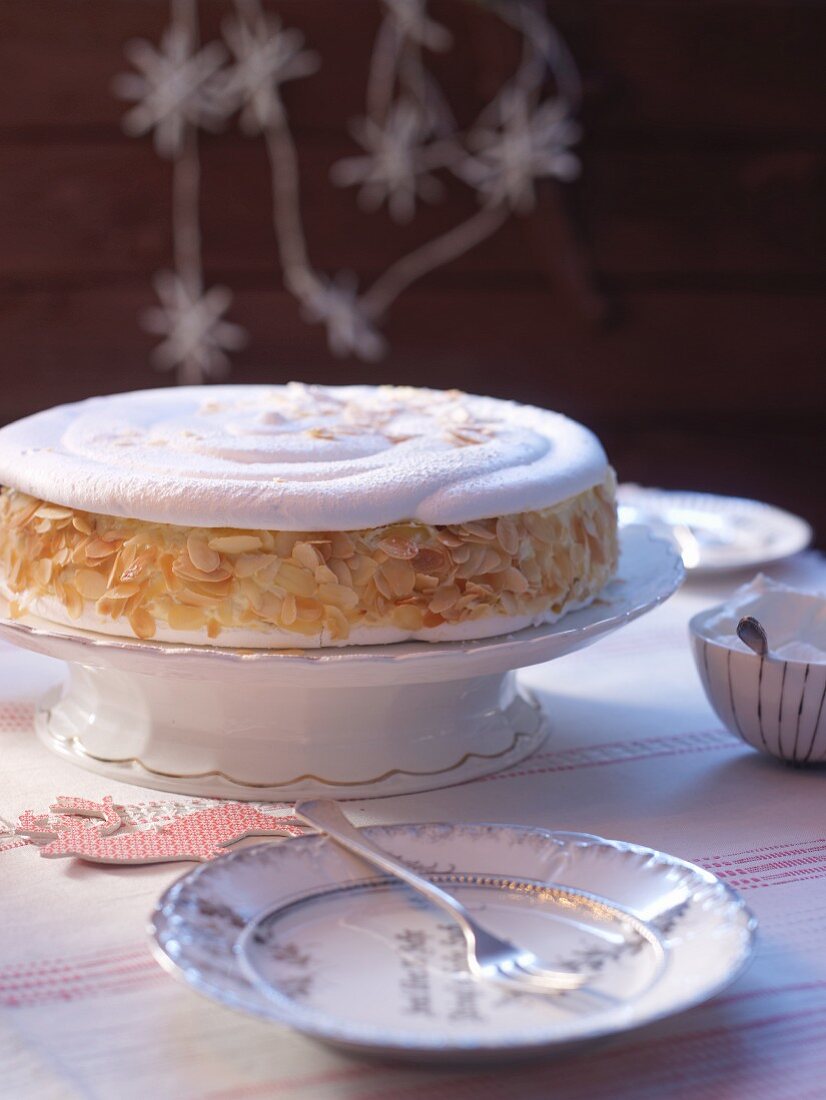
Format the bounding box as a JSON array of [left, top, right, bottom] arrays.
[[295, 800, 478, 931]]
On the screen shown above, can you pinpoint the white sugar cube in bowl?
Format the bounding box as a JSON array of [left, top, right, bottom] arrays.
[[689, 576, 826, 764]]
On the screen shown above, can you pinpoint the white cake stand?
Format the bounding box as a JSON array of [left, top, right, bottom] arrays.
[[0, 526, 682, 800]]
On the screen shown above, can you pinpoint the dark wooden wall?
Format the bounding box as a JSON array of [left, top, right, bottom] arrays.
[[0, 2, 823, 541]]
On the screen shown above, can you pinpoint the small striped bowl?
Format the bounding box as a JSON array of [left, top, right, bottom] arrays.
[[690, 608, 826, 765]]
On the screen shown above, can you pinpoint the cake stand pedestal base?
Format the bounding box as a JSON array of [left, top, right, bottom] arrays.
[[0, 527, 683, 801], [34, 669, 546, 800]]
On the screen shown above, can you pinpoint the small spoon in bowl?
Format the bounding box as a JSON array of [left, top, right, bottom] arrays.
[[737, 616, 770, 658]]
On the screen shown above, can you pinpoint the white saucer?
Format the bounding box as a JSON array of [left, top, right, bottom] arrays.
[[618, 485, 812, 574], [0, 526, 683, 800], [150, 824, 755, 1062]]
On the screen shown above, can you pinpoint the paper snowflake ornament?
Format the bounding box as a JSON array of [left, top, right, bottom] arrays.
[[331, 100, 448, 224], [301, 271, 386, 361], [461, 89, 582, 212], [16, 795, 304, 865], [382, 0, 452, 52], [217, 8, 320, 134], [114, 26, 227, 157], [143, 272, 248, 383]]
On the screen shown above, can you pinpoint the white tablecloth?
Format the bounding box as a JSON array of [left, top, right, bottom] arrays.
[[2, 552, 825, 1100]]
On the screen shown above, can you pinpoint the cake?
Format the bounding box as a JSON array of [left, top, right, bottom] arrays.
[[0, 384, 618, 648]]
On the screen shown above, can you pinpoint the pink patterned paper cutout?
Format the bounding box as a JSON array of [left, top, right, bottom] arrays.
[[15, 796, 304, 865]]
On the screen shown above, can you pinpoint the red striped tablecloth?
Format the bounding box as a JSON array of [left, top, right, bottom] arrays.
[[1, 552, 825, 1100]]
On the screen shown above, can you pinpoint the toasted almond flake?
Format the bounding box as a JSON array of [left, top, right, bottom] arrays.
[[75, 568, 108, 600], [85, 538, 118, 561], [495, 517, 519, 556], [167, 604, 208, 631], [460, 521, 496, 541], [63, 586, 83, 620], [31, 558, 53, 587], [317, 582, 359, 611], [324, 604, 350, 640], [429, 584, 461, 613], [281, 593, 298, 626], [292, 541, 321, 571], [35, 504, 74, 521], [277, 562, 316, 597], [255, 593, 283, 623], [72, 514, 94, 536], [172, 557, 233, 584], [129, 608, 156, 640], [296, 597, 323, 622], [186, 534, 221, 573], [234, 552, 277, 578], [207, 535, 263, 554], [378, 536, 418, 560], [330, 531, 355, 559], [412, 547, 447, 573], [107, 582, 141, 600], [392, 604, 424, 631], [380, 557, 416, 598], [329, 559, 353, 588], [177, 587, 224, 608], [314, 563, 338, 585]]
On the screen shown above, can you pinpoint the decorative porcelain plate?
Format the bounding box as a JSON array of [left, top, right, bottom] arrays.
[[618, 486, 812, 574], [150, 824, 756, 1062], [0, 526, 682, 800]]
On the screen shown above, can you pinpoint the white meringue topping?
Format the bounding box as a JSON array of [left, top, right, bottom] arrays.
[[0, 384, 609, 530]]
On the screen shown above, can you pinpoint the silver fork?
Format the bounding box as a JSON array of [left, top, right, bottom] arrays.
[[294, 799, 588, 995]]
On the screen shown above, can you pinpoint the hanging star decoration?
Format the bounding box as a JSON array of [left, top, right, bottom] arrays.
[[215, 6, 320, 133], [331, 100, 450, 223], [114, 24, 227, 157], [301, 271, 386, 362], [460, 88, 582, 213], [116, 0, 584, 370], [381, 0, 452, 52], [143, 272, 247, 383]]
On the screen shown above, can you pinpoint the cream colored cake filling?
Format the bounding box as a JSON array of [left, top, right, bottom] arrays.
[[0, 476, 617, 644]]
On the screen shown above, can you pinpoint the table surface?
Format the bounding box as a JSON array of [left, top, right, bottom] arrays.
[[2, 552, 825, 1100]]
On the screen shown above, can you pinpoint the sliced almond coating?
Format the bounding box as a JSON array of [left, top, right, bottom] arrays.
[[173, 558, 233, 584], [35, 504, 74, 521], [129, 608, 156, 640], [107, 581, 142, 600], [31, 558, 53, 587], [72, 514, 94, 536], [166, 604, 208, 631], [75, 568, 108, 600], [292, 541, 321, 571], [208, 534, 263, 554], [330, 531, 355, 560], [296, 597, 323, 622], [280, 593, 298, 626], [317, 582, 359, 611], [255, 593, 283, 623], [380, 557, 416, 598], [324, 604, 350, 640], [63, 586, 83, 620], [412, 546, 447, 574], [495, 517, 519, 556], [429, 584, 461, 613], [186, 534, 221, 574], [378, 535, 419, 560], [329, 558, 353, 588], [314, 563, 338, 585], [177, 588, 225, 608], [392, 604, 424, 631], [234, 552, 277, 579], [277, 562, 316, 597], [84, 538, 118, 560]]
